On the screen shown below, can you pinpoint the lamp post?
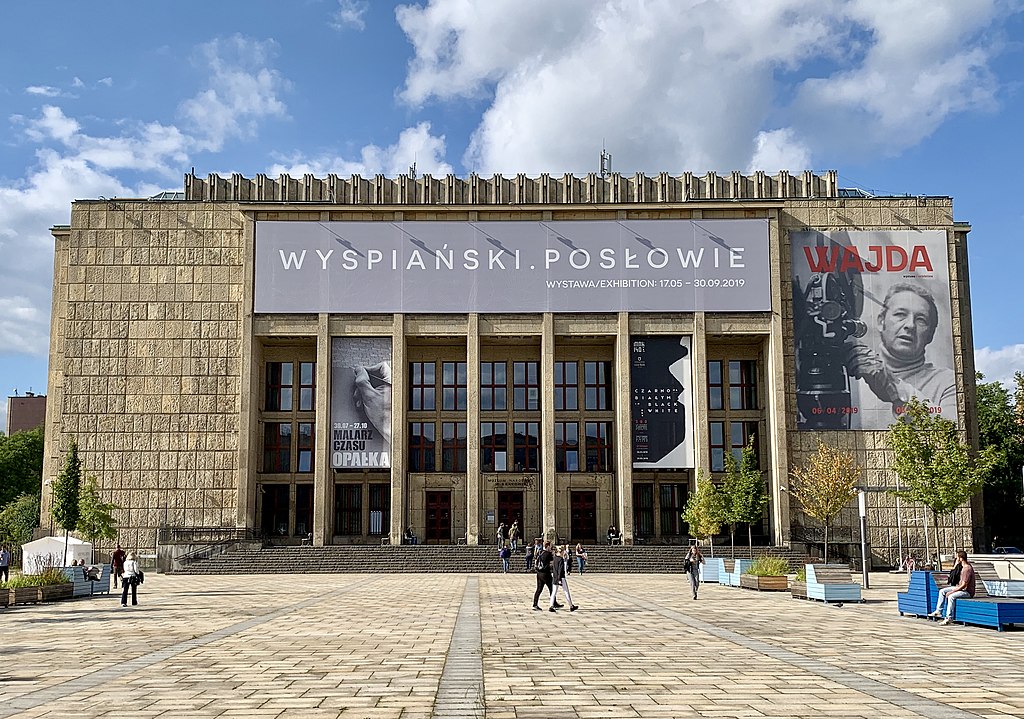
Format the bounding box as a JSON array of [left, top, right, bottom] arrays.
[[858, 490, 869, 589]]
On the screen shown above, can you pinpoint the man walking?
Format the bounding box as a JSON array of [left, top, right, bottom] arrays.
[[532, 541, 556, 611], [110, 544, 126, 589], [0, 545, 10, 583], [929, 550, 976, 625]]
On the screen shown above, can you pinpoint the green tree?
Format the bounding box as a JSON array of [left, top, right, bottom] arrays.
[[888, 397, 997, 569], [51, 439, 83, 566], [682, 471, 725, 557], [0, 493, 40, 546], [790, 439, 861, 563], [721, 436, 768, 556], [77, 476, 118, 561], [977, 372, 1024, 547], [0, 427, 45, 509]]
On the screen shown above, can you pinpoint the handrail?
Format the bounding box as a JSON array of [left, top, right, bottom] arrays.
[[158, 526, 263, 544]]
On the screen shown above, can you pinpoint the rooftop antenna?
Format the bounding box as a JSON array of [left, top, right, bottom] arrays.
[[600, 143, 612, 179], [409, 158, 417, 180]]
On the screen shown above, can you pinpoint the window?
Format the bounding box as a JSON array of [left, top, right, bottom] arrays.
[[708, 360, 724, 410], [513, 361, 540, 410], [555, 422, 579, 472], [481, 361, 507, 411], [369, 483, 390, 536], [298, 362, 315, 411], [266, 362, 293, 411], [660, 483, 687, 536], [442, 422, 467, 472], [554, 361, 578, 411], [585, 421, 612, 472], [584, 361, 612, 410], [294, 484, 313, 537], [334, 484, 361, 536], [729, 421, 760, 468], [297, 422, 314, 473], [442, 361, 467, 411], [481, 422, 507, 471], [513, 421, 540, 471], [410, 362, 436, 411], [710, 421, 726, 472], [409, 422, 436, 472], [729, 360, 758, 410], [263, 422, 291, 473], [633, 484, 654, 538]]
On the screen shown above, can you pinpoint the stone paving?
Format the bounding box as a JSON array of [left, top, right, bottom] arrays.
[[1, 571, 1022, 719]]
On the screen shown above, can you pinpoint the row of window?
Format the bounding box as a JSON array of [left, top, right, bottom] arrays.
[[263, 358, 759, 414], [408, 421, 613, 473], [260, 482, 391, 537]]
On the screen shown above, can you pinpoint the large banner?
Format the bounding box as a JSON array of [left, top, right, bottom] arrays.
[[331, 337, 392, 468], [791, 230, 957, 430], [255, 219, 770, 313], [631, 336, 694, 468]]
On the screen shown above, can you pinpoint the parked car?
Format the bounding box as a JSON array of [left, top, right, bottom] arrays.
[[992, 546, 1023, 554]]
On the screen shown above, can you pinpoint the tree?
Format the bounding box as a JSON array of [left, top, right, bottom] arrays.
[[0, 493, 40, 546], [888, 397, 997, 569], [77, 476, 118, 561], [682, 471, 725, 557], [721, 436, 768, 555], [51, 439, 83, 566], [977, 372, 1024, 548], [790, 439, 861, 563], [0, 427, 45, 509]]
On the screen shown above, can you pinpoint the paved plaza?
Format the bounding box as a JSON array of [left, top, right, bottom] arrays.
[[1, 572, 1021, 719]]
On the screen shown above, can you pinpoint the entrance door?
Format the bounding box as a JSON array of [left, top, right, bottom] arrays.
[[260, 484, 291, 539], [570, 491, 597, 543], [425, 491, 452, 544], [497, 491, 524, 541]]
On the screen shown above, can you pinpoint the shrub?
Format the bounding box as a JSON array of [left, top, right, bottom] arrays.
[[795, 567, 806, 582], [748, 555, 789, 577], [0, 568, 71, 590]]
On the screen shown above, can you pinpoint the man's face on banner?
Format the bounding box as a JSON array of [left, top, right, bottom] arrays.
[[878, 289, 936, 361]]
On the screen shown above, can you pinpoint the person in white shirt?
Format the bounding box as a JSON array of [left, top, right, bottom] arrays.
[[120, 551, 141, 607]]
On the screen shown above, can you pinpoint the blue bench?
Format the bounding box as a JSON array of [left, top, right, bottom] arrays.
[[897, 570, 943, 617], [898, 564, 1024, 631], [701, 558, 723, 583], [60, 566, 111, 597], [722, 559, 753, 587], [805, 564, 863, 603]]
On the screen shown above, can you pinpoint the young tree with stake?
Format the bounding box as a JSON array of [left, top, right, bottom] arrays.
[[790, 440, 861, 563]]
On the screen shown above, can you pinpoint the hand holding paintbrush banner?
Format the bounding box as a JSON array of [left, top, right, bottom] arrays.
[[352, 361, 392, 445]]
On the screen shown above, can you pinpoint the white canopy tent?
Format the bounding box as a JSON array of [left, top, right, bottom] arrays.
[[21, 536, 93, 574]]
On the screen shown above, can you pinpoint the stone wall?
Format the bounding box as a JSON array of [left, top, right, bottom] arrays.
[[43, 201, 247, 553]]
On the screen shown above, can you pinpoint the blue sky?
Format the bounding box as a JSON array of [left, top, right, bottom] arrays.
[[2, 0, 1023, 431]]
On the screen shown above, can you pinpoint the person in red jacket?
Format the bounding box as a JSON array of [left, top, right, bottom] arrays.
[[110, 544, 127, 588]]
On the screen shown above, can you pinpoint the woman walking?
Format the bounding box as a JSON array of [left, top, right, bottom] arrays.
[[120, 551, 142, 607], [574, 543, 588, 575], [550, 545, 579, 612], [684, 545, 704, 600]]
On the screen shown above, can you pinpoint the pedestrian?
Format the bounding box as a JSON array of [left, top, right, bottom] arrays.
[[509, 521, 520, 551], [525, 541, 535, 572], [574, 543, 588, 575], [532, 541, 556, 610], [549, 545, 578, 612], [499, 543, 512, 573], [110, 543, 126, 588], [684, 545, 704, 599], [0, 545, 10, 583], [496, 522, 507, 547], [120, 551, 142, 607], [928, 550, 976, 625]]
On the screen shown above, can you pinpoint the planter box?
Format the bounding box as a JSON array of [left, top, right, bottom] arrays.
[[740, 574, 789, 591], [10, 586, 40, 605], [790, 580, 807, 599], [40, 583, 74, 602]]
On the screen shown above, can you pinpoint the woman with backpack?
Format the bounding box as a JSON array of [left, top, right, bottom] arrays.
[[683, 545, 704, 600]]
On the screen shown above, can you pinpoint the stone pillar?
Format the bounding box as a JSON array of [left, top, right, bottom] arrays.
[[541, 313, 557, 538], [466, 313, 481, 545], [313, 313, 331, 545], [766, 213, 790, 546], [235, 214, 258, 531], [614, 312, 634, 543], [692, 313, 710, 478], [390, 314, 407, 546]]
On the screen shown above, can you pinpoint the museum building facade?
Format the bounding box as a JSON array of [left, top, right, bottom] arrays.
[[41, 170, 981, 561]]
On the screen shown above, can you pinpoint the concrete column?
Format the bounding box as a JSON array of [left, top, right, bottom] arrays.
[[692, 313, 710, 478], [540, 313, 557, 538], [389, 315, 407, 546], [313, 313, 331, 545], [766, 212, 790, 546], [466, 314, 481, 545], [235, 214, 258, 531], [614, 312, 634, 543]]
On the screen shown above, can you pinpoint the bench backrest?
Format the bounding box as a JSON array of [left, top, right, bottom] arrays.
[[808, 564, 855, 584]]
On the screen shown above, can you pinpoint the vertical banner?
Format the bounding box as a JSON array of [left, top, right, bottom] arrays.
[[791, 230, 957, 430], [631, 336, 694, 468], [331, 337, 392, 468]]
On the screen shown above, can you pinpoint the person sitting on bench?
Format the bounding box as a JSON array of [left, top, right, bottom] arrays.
[[929, 550, 976, 625], [607, 525, 621, 545], [404, 527, 418, 545]]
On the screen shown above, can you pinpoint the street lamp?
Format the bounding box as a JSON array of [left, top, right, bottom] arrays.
[[858, 490, 869, 589]]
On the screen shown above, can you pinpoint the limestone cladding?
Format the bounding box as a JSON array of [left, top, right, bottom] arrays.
[[44, 202, 247, 553]]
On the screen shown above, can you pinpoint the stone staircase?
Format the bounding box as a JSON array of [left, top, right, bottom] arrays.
[[173, 544, 809, 575]]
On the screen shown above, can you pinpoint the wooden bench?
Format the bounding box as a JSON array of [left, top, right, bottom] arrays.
[[804, 564, 863, 604]]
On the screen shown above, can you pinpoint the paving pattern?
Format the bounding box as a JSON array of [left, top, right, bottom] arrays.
[[1, 572, 1021, 718]]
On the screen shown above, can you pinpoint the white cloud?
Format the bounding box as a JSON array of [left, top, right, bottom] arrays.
[[97, 77, 113, 87], [976, 344, 1024, 389], [269, 121, 453, 177], [25, 85, 63, 97], [71, 77, 84, 88], [179, 35, 289, 152], [332, 0, 368, 30], [396, 0, 1018, 175]]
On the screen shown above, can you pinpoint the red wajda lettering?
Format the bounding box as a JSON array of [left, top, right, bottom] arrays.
[[802, 245, 933, 273]]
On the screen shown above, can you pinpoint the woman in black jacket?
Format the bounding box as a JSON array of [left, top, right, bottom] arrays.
[[532, 541, 555, 610]]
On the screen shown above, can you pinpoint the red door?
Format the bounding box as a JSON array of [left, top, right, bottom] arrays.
[[425, 491, 451, 544], [570, 491, 597, 543], [497, 491, 524, 540]]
